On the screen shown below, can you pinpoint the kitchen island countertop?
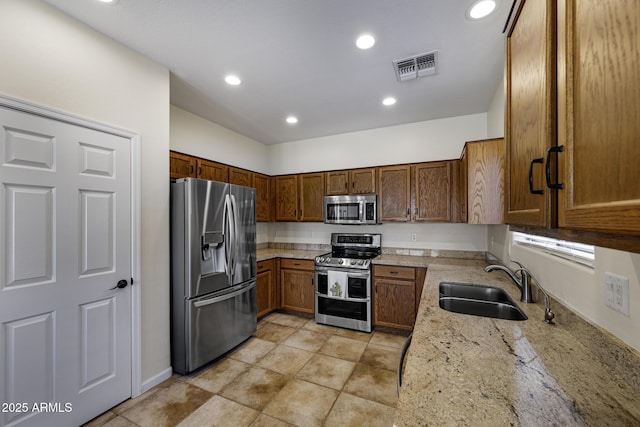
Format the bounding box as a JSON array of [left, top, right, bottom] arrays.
[[395, 264, 640, 426]]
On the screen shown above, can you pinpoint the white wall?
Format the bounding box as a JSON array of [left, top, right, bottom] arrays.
[[269, 113, 488, 175], [171, 106, 270, 175], [486, 72, 505, 139], [0, 0, 171, 384]]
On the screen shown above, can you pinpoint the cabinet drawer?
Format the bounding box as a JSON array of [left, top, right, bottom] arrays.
[[257, 259, 274, 273], [373, 265, 415, 280], [280, 258, 314, 271]]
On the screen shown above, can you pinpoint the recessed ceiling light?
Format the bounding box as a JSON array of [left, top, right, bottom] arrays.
[[97, 0, 118, 3], [382, 97, 396, 106], [467, 0, 497, 19], [224, 75, 242, 86], [356, 34, 376, 50], [286, 116, 298, 124]]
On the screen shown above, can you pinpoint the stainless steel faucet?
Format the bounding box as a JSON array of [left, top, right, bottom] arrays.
[[484, 261, 555, 324]]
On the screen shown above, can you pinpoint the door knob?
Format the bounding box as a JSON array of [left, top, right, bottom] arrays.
[[110, 279, 128, 290]]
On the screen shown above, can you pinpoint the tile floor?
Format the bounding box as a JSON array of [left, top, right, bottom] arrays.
[[85, 312, 407, 427]]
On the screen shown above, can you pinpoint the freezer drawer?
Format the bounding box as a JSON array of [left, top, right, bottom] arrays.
[[174, 281, 256, 374]]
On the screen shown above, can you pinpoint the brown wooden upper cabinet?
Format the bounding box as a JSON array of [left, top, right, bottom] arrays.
[[325, 168, 376, 195], [555, 0, 640, 235], [275, 173, 325, 222], [460, 139, 505, 224], [298, 173, 325, 221], [229, 167, 253, 187], [412, 161, 452, 222], [253, 173, 271, 222], [197, 158, 229, 182], [169, 151, 197, 180], [506, 0, 640, 237], [505, 0, 556, 228], [378, 165, 411, 221], [275, 175, 299, 221]]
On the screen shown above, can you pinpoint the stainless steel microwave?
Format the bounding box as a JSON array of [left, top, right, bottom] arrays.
[[323, 194, 377, 225]]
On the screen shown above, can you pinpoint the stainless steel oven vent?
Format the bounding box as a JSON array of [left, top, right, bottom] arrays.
[[393, 50, 438, 82]]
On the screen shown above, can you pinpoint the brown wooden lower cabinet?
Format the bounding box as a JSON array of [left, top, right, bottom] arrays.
[[373, 265, 426, 330], [257, 259, 276, 319], [280, 258, 315, 314]]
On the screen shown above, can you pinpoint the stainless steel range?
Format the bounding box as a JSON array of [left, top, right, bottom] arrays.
[[314, 233, 381, 332]]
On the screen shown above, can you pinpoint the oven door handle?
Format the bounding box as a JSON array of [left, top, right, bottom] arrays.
[[346, 273, 369, 279], [316, 292, 369, 303]]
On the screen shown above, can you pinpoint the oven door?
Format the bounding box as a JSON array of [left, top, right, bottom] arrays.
[[314, 267, 369, 300], [314, 266, 371, 332]]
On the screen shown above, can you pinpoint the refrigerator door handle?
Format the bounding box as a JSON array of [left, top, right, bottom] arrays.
[[223, 194, 232, 278], [230, 194, 239, 275], [193, 281, 256, 308]]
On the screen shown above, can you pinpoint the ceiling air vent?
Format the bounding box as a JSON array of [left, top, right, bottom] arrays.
[[393, 50, 438, 82]]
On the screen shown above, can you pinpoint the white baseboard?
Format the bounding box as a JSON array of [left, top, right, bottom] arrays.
[[138, 367, 173, 396]]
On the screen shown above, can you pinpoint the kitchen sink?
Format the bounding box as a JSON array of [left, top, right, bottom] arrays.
[[438, 282, 527, 321]]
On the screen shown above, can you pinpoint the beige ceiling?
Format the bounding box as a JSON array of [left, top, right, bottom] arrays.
[[42, 0, 511, 144]]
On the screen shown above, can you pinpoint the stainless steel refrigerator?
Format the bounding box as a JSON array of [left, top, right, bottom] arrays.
[[171, 178, 257, 374]]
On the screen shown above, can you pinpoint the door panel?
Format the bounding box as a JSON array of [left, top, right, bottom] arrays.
[[79, 298, 116, 392], [80, 191, 115, 276], [4, 184, 55, 287], [3, 312, 55, 426], [0, 106, 132, 427]]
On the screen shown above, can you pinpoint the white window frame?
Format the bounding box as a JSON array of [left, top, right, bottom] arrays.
[[512, 232, 595, 268]]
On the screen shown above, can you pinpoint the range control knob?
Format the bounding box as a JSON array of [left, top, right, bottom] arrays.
[[350, 259, 357, 265], [358, 260, 365, 266], [338, 259, 344, 265]]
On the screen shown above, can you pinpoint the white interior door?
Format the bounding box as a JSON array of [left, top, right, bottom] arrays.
[[0, 106, 132, 427]]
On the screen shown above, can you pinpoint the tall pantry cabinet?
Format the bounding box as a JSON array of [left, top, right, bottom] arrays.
[[506, 0, 640, 238]]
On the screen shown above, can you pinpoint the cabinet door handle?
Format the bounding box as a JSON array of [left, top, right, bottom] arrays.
[[528, 158, 545, 195], [546, 146, 565, 189], [190, 165, 194, 174]]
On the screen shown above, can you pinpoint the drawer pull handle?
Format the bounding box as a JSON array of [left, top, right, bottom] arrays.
[[390, 271, 398, 275]]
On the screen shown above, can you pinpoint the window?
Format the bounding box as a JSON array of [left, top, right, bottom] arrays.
[[512, 232, 595, 268]]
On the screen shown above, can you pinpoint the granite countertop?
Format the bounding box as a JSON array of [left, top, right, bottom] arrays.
[[395, 264, 640, 426]]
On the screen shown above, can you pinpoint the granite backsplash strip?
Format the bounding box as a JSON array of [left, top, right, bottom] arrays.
[[265, 242, 486, 260], [381, 247, 486, 260], [267, 242, 331, 252]]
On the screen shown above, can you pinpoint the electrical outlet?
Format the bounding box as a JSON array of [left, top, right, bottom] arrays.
[[411, 233, 417, 242], [604, 272, 630, 316]]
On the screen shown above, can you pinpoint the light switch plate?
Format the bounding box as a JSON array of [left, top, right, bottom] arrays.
[[605, 272, 630, 316]]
